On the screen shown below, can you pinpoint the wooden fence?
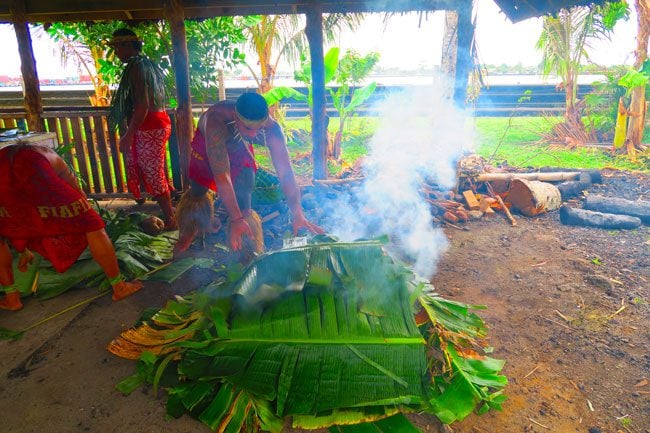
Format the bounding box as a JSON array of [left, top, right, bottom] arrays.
[[0, 107, 184, 199]]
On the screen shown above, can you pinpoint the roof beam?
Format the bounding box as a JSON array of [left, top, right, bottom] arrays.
[[0, 0, 458, 23]]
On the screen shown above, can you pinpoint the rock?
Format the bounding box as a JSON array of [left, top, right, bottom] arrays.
[[583, 274, 613, 291], [301, 193, 318, 210], [468, 210, 483, 220], [571, 258, 594, 273]]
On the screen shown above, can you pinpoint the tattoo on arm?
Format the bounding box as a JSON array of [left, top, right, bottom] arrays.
[[205, 120, 231, 175]]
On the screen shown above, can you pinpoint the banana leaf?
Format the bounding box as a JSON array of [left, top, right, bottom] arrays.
[[35, 259, 103, 299], [29, 213, 175, 299], [328, 413, 422, 433], [111, 240, 507, 432], [11, 253, 42, 297], [141, 258, 215, 283]]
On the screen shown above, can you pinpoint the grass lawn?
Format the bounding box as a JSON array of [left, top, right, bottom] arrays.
[[259, 116, 648, 175]]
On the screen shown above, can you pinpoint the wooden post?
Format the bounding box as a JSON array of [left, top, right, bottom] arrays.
[[452, 0, 475, 108], [440, 10, 458, 77], [165, 0, 192, 188], [11, 1, 43, 132], [305, 6, 328, 180]]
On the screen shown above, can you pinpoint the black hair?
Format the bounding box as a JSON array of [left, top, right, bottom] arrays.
[[111, 28, 143, 51], [235, 93, 269, 121]]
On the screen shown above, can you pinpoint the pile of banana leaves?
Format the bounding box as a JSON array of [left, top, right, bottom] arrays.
[[12, 207, 176, 300], [110, 238, 507, 432]]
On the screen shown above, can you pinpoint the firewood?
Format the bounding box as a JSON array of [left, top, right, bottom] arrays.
[[455, 209, 469, 222], [462, 190, 480, 210], [475, 172, 581, 182], [479, 197, 497, 212], [442, 211, 459, 223], [486, 182, 517, 226], [560, 206, 642, 229], [583, 195, 650, 224]]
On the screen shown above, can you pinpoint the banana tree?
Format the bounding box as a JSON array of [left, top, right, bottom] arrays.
[[263, 47, 379, 159], [110, 238, 507, 432], [45, 22, 124, 106], [263, 47, 340, 112], [330, 49, 379, 159]]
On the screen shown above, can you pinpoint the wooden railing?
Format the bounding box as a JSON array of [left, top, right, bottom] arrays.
[[0, 107, 184, 199]]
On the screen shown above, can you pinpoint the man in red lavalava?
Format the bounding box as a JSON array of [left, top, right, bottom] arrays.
[[107, 28, 176, 230], [174, 92, 323, 258], [0, 144, 142, 311]]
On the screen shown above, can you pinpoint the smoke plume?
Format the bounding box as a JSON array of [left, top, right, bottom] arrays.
[[324, 80, 472, 278]]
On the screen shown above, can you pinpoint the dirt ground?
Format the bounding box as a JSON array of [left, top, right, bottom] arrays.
[[0, 170, 648, 433]]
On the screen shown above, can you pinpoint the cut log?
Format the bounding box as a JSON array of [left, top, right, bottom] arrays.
[[556, 172, 593, 200], [583, 195, 650, 224], [462, 190, 480, 210], [560, 206, 642, 230], [479, 196, 497, 212], [507, 179, 562, 217], [476, 172, 581, 182]]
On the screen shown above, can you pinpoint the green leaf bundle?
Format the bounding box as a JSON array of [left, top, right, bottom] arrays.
[[110, 240, 507, 431]]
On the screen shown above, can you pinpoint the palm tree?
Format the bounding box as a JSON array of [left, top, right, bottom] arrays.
[[43, 22, 124, 107], [244, 13, 364, 95], [536, 6, 613, 137]]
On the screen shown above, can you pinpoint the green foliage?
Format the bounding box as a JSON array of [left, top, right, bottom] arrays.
[[48, 19, 251, 106], [185, 17, 255, 105], [8, 208, 189, 301], [114, 240, 507, 431], [472, 117, 649, 172], [584, 69, 627, 138], [264, 47, 341, 110], [330, 49, 380, 142]]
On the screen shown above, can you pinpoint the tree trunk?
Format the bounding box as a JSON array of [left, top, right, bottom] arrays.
[[626, 0, 650, 150]]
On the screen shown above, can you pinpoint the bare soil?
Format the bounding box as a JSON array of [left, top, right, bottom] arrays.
[[0, 170, 648, 433]]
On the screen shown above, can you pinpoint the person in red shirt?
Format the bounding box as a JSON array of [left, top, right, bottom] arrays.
[[175, 92, 323, 257], [0, 144, 142, 311]]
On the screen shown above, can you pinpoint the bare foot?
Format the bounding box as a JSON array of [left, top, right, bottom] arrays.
[[173, 229, 197, 258], [0, 291, 23, 311], [111, 280, 143, 301]]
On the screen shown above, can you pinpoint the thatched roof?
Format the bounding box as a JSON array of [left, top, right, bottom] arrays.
[[0, 0, 609, 24]]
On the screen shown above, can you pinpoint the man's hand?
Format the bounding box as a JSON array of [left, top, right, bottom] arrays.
[[17, 249, 34, 272], [118, 132, 134, 153], [229, 218, 254, 251], [292, 212, 325, 236]]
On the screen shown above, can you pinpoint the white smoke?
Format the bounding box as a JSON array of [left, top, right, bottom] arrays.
[[325, 79, 472, 278]]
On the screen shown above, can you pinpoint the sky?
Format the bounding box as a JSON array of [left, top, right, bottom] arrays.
[[0, 0, 640, 79]]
